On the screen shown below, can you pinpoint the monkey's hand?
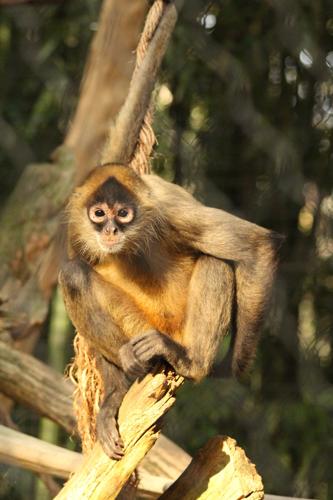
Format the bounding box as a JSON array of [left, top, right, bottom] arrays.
[[124, 330, 190, 377], [96, 398, 124, 460], [119, 340, 152, 380]]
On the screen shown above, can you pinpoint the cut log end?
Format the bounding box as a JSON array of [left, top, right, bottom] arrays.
[[159, 435, 264, 500]]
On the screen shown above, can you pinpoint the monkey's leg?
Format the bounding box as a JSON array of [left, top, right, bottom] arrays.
[[59, 260, 152, 458], [144, 174, 282, 377], [121, 256, 234, 381], [95, 356, 131, 459]]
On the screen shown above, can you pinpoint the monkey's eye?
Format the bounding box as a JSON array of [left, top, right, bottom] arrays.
[[95, 209, 105, 217], [88, 205, 108, 223], [116, 207, 134, 223], [117, 208, 128, 218]]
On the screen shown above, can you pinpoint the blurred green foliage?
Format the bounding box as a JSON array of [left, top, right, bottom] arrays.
[[1, 1, 333, 499]]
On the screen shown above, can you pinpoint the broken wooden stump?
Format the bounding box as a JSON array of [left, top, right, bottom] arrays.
[[160, 435, 264, 500]]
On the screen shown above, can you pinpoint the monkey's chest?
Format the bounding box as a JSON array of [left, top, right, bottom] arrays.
[[95, 258, 194, 340], [138, 288, 187, 340]]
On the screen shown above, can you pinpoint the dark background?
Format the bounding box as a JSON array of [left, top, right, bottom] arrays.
[[0, 1, 332, 499]]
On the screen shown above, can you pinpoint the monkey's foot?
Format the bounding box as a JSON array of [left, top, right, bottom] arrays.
[[119, 341, 151, 380], [96, 414, 124, 460]]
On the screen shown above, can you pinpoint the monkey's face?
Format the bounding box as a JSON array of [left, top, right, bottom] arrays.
[[86, 176, 138, 255], [88, 202, 135, 253], [68, 165, 165, 262]]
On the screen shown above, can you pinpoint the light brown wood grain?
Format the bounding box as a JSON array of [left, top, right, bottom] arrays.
[[160, 435, 264, 500], [55, 371, 183, 500]]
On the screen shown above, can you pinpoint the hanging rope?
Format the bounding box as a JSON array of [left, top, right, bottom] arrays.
[[129, 0, 164, 175], [69, 0, 173, 453]]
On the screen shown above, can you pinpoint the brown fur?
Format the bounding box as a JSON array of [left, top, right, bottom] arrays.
[[62, 164, 281, 375], [94, 248, 195, 343]]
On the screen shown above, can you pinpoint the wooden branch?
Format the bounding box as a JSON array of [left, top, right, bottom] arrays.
[[159, 435, 264, 500], [0, 343, 284, 499], [54, 371, 183, 500], [0, 424, 173, 497], [0, 424, 82, 479], [0, 425, 182, 499], [0, 424, 174, 498], [0, 340, 191, 485], [103, 1, 178, 165], [142, 433, 191, 480], [0, 424, 312, 500], [0, 340, 75, 433]]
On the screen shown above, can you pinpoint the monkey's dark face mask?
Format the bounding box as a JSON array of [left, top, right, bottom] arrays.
[[87, 201, 135, 254]]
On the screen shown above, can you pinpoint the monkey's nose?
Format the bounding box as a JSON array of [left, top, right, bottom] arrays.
[[105, 224, 118, 235]]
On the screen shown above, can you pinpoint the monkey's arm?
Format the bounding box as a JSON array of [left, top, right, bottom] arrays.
[[144, 174, 283, 377], [59, 259, 125, 364], [121, 256, 234, 381]]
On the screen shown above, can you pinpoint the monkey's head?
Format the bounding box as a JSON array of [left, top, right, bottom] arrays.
[[67, 164, 166, 262]]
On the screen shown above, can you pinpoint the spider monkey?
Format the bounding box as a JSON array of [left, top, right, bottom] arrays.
[[59, 163, 282, 459]]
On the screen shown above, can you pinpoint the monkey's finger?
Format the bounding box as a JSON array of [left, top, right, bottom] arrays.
[[133, 343, 156, 360], [120, 344, 141, 371], [121, 356, 141, 377], [120, 346, 150, 378], [97, 415, 125, 459], [131, 331, 159, 346]]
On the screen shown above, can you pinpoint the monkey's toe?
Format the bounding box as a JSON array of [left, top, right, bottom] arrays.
[[97, 416, 124, 460]]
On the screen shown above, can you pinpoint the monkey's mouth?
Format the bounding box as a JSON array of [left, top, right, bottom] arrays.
[[97, 235, 124, 254]]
